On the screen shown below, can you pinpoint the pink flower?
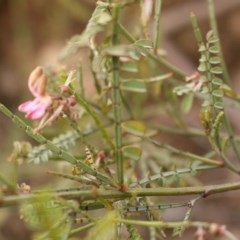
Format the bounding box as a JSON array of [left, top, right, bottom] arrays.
[[18, 66, 52, 120]]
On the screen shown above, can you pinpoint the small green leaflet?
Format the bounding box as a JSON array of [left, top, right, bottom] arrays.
[[121, 120, 146, 137], [120, 80, 147, 93], [122, 145, 142, 161]]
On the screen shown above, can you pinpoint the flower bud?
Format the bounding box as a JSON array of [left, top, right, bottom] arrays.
[[194, 226, 207, 240], [67, 96, 77, 107], [28, 66, 48, 97], [61, 85, 71, 94], [209, 223, 226, 236]]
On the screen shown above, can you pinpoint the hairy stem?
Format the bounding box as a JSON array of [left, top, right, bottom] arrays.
[[112, 5, 124, 185], [1, 181, 240, 207], [118, 219, 209, 229]]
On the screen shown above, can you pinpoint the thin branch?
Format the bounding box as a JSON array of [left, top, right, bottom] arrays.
[[1, 181, 240, 207], [153, 0, 162, 52], [112, 5, 124, 186], [146, 138, 223, 166]]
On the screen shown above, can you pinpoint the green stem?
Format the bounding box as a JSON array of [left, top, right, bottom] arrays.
[[70, 89, 115, 150], [76, 65, 85, 98], [112, 6, 123, 186], [223, 114, 240, 162], [146, 138, 223, 166], [190, 12, 203, 44], [153, 0, 162, 52], [214, 147, 240, 174], [148, 52, 187, 81], [154, 125, 240, 174], [65, 112, 88, 144], [47, 171, 100, 187], [120, 219, 238, 240], [97, 0, 137, 8], [1, 181, 240, 207], [61, 213, 75, 240], [118, 21, 135, 42], [117, 22, 186, 81], [70, 223, 95, 236], [36, 216, 67, 240], [152, 125, 205, 137], [207, 0, 231, 86], [118, 219, 209, 229], [0, 104, 117, 187]]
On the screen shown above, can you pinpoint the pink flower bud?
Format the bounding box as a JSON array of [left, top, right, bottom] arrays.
[[18, 66, 52, 120], [209, 223, 226, 236], [28, 67, 47, 97], [194, 226, 207, 240], [67, 96, 77, 107]]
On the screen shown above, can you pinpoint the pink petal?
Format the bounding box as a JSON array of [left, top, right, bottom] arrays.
[[18, 96, 52, 120], [26, 107, 46, 120], [18, 100, 36, 112]]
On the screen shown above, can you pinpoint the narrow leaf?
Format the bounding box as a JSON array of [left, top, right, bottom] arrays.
[[144, 73, 172, 82], [104, 45, 139, 59], [121, 62, 138, 73], [121, 120, 146, 136], [220, 84, 238, 98], [181, 93, 194, 114], [120, 79, 147, 93], [122, 145, 142, 161], [134, 39, 153, 49]]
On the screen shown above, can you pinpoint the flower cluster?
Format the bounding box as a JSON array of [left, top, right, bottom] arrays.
[[18, 66, 77, 131], [194, 224, 228, 240]]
